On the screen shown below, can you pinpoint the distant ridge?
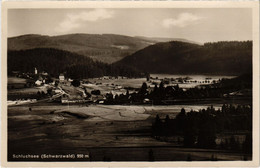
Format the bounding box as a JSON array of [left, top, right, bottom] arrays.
[[135, 36, 202, 45], [8, 33, 198, 63]]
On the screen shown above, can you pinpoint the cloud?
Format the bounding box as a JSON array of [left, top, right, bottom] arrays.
[[56, 9, 114, 33], [162, 13, 204, 28]]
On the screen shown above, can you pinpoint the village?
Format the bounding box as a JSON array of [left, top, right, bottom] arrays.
[[8, 67, 235, 106], [7, 69, 252, 161]]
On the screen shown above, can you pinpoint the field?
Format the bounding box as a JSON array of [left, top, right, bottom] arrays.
[[8, 85, 49, 101], [8, 77, 27, 84], [84, 78, 146, 95], [8, 103, 250, 161], [7, 74, 251, 161]]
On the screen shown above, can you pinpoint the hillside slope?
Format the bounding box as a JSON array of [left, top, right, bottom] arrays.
[[116, 41, 252, 75], [9, 34, 184, 63], [8, 48, 141, 79], [8, 34, 156, 63], [8, 34, 200, 63]]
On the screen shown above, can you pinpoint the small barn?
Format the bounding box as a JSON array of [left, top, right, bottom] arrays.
[[59, 74, 65, 81]]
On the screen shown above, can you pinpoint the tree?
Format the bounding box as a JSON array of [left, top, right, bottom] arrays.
[[197, 120, 216, 148], [159, 82, 164, 91], [126, 90, 130, 97], [176, 108, 186, 120], [152, 114, 162, 136], [154, 84, 158, 92], [47, 88, 53, 95], [71, 79, 80, 87], [148, 149, 154, 161], [55, 81, 59, 87], [155, 114, 161, 124], [183, 126, 196, 147], [146, 73, 150, 81], [186, 154, 192, 161], [91, 90, 101, 95], [230, 135, 239, 150], [165, 115, 170, 124], [243, 133, 252, 154], [139, 82, 148, 95]]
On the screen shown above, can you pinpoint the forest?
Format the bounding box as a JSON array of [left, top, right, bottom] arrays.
[[151, 104, 252, 155], [116, 41, 252, 75], [104, 73, 252, 105], [8, 48, 143, 79], [8, 40, 252, 79]]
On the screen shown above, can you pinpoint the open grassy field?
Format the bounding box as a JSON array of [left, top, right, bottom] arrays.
[[8, 77, 27, 84], [8, 103, 250, 161], [88, 78, 147, 89], [8, 85, 50, 101]]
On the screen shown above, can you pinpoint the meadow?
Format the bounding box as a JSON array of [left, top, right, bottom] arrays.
[[8, 103, 250, 161]]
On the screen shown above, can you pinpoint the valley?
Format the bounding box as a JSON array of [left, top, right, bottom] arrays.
[[7, 33, 253, 162]]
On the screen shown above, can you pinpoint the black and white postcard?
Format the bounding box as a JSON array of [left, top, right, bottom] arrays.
[[1, 1, 259, 167]]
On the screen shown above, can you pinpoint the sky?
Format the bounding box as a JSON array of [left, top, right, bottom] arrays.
[[8, 8, 252, 43]]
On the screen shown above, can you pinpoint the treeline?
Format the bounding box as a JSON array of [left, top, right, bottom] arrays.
[[8, 48, 142, 79], [152, 105, 252, 154], [174, 73, 252, 99], [104, 74, 252, 105], [204, 41, 252, 49]]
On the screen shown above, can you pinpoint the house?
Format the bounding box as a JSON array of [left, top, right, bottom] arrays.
[[35, 80, 43, 86], [102, 76, 109, 80], [59, 74, 65, 81], [41, 71, 48, 76]]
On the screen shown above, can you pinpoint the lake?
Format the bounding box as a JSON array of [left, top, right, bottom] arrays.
[[86, 74, 237, 94], [150, 74, 236, 81], [150, 74, 236, 89]]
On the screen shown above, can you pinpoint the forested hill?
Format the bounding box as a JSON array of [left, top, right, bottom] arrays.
[[8, 34, 156, 63], [8, 34, 200, 64], [8, 48, 142, 79], [116, 41, 252, 75]]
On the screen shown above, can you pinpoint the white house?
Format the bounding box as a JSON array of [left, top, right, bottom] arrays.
[[35, 80, 42, 86], [59, 74, 65, 81]]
